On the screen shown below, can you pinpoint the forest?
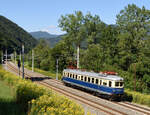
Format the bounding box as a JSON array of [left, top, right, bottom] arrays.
[[1, 4, 150, 94]]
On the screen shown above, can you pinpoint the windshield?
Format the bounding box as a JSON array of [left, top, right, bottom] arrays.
[[115, 82, 124, 87]]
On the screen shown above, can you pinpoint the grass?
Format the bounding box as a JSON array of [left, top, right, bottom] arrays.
[[0, 80, 25, 115]]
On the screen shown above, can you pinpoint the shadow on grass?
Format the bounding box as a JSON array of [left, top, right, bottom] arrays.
[[0, 98, 26, 115], [27, 76, 51, 82]]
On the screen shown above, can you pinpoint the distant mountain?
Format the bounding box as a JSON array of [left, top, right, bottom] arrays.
[[30, 31, 62, 48], [0, 15, 37, 53], [30, 31, 59, 39]]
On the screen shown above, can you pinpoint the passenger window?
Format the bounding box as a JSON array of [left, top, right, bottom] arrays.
[[70, 73, 72, 78], [72, 74, 74, 79], [75, 75, 77, 79], [96, 79, 99, 84], [100, 80, 102, 85], [92, 78, 94, 83], [88, 77, 90, 82], [78, 76, 80, 80], [103, 82, 107, 86], [109, 81, 112, 87], [68, 73, 69, 77], [84, 76, 87, 82], [81, 76, 83, 81]]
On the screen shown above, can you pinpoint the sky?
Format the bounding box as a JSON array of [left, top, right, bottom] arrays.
[[0, 0, 150, 35]]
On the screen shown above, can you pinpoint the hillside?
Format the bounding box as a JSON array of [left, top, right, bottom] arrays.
[[0, 15, 37, 54], [30, 31, 58, 39], [30, 31, 62, 48]]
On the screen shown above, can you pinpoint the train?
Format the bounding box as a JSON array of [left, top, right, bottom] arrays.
[[62, 69, 124, 100]]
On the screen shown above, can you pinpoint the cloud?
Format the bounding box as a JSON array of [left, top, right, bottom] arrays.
[[40, 25, 65, 35]]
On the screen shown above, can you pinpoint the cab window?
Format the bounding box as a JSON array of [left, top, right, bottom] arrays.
[[115, 82, 119, 87], [120, 82, 124, 87]]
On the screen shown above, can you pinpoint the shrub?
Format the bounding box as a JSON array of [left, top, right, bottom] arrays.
[[29, 94, 85, 115], [0, 68, 88, 114], [125, 89, 150, 107]]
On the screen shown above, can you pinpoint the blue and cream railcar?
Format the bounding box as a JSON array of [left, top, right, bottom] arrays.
[[62, 69, 124, 98]]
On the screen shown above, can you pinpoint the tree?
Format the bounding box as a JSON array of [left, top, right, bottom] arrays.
[[80, 44, 104, 72], [98, 25, 120, 66], [51, 35, 74, 71], [59, 11, 86, 68], [116, 4, 150, 70], [33, 39, 51, 69], [84, 13, 105, 45]]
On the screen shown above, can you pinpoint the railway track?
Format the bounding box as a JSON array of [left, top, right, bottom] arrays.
[[6, 62, 123, 115], [5, 62, 150, 115]]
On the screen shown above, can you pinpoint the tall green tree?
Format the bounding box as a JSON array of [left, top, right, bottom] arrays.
[[32, 39, 51, 70], [84, 13, 105, 45], [51, 36, 74, 71], [59, 11, 86, 68], [116, 4, 150, 70]]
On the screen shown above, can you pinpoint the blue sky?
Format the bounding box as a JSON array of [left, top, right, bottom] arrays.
[[0, 0, 150, 35]]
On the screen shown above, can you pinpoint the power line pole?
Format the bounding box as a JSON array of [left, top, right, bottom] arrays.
[[77, 46, 80, 69], [22, 45, 24, 79], [15, 51, 16, 64], [20, 51, 21, 62], [1, 51, 3, 64], [32, 49, 34, 72], [18, 51, 21, 77], [56, 58, 58, 80]]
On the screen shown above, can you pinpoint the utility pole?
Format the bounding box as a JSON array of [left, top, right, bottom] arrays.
[[1, 51, 3, 64], [5, 49, 7, 70], [32, 49, 34, 72], [77, 46, 80, 69], [15, 51, 16, 64], [20, 51, 21, 62], [22, 45, 24, 79], [56, 58, 58, 80]]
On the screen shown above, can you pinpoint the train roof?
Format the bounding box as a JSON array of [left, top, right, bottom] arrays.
[[63, 69, 123, 81]]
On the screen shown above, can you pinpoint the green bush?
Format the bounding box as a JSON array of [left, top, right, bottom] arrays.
[[0, 68, 86, 114], [125, 89, 150, 107], [15, 80, 51, 105]]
